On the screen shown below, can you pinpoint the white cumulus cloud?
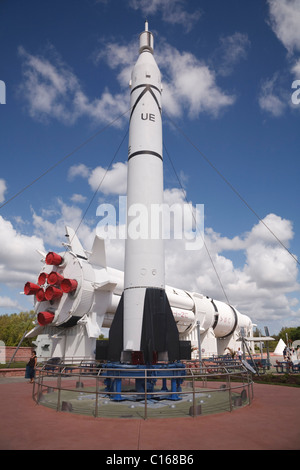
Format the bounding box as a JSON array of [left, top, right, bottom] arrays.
[[128, 0, 202, 32], [68, 162, 127, 195], [18, 46, 128, 126], [267, 0, 300, 55], [0, 179, 7, 204], [0, 215, 46, 286]]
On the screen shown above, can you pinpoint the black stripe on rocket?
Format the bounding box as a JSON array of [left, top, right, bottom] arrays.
[[129, 84, 162, 122], [128, 84, 162, 161]]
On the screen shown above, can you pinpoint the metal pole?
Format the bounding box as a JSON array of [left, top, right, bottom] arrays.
[[95, 377, 99, 418], [192, 374, 196, 418], [264, 327, 271, 369], [286, 332, 290, 358], [228, 373, 232, 412], [196, 321, 202, 371], [8, 330, 29, 367], [56, 373, 61, 412], [144, 368, 148, 420]]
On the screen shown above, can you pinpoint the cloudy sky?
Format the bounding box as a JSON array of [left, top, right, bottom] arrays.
[[0, 0, 300, 335]]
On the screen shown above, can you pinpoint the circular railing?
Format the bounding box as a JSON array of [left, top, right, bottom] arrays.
[[32, 360, 254, 419]]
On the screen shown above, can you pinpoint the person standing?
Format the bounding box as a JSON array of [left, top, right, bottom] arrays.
[[237, 348, 243, 360], [25, 350, 37, 383]]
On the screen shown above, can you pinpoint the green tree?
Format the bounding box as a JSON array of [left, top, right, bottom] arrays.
[[278, 326, 300, 344], [0, 311, 36, 347]]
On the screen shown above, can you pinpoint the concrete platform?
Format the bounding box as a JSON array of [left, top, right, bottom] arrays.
[[0, 377, 299, 450]]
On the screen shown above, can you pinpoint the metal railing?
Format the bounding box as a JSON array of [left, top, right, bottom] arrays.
[[32, 360, 254, 419]]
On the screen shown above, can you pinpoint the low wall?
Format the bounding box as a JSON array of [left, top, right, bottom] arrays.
[[0, 368, 26, 377], [3, 346, 33, 362]]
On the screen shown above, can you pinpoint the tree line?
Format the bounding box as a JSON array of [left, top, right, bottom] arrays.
[[253, 326, 300, 350]]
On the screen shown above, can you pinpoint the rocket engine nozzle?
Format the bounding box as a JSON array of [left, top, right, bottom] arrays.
[[61, 278, 78, 293], [37, 311, 55, 326], [45, 286, 63, 301], [45, 252, 63, 266], [38, 272, 48, 285], [48, 271, 64, 285], [36, 288, 46, 302], [24, 282, 40, 295]]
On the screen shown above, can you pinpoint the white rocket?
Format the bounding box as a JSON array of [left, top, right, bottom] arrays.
[[24, 23, 254, 362], [125, 21, 164, 352], [108, 21, 180, 364]]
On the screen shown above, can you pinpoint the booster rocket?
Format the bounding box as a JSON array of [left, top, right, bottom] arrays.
[[107, 22, 181, 364]]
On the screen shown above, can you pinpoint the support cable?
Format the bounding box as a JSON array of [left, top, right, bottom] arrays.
[[0, 108, 130, 210], [164, 113, 299, 267], [164, 142, 231, 305], [70, 127, 129, 245]]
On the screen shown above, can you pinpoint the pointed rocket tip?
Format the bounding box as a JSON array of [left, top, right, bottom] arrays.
[[139, 19, 154, 54]]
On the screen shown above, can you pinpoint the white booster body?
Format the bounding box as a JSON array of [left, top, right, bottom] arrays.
[[123, 25, 164, 352]]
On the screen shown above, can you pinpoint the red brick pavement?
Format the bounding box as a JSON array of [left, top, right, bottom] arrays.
[[0, 378, 299, 450]]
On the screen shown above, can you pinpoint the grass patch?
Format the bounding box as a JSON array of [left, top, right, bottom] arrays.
[[0, 362, 27, 369], [253, 373, 300, 387]]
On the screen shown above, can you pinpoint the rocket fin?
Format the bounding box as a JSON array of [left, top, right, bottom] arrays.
[[89, 236, 107, 267], [78, 313, 102, 339], [65, 226, 87, 259], [25, 325, 44, 338], [140, 288, 181, 363], [107, 293, 124, 362]]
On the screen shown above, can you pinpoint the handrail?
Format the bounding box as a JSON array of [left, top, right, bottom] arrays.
[[33, 359, 254, 419]]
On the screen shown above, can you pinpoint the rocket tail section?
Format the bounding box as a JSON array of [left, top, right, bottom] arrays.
[[107, 293, 124, 362], [107, 288, 181, 364], [140, 288, 180, 363]]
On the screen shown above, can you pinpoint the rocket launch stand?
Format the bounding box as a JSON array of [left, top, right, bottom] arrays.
[[101, 362, 186, 402]]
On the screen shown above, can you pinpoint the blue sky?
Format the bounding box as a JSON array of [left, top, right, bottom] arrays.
[[0, 0, 300, 335]]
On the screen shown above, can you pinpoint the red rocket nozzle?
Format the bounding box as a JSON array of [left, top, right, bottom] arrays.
[[37, 311, 55, 326], [38, 272, 48, 286], [48, 271, 64, 285], [45, 252, 63, 266], [45, 286, 63, 301], [24, 282, 40, 295], [36, 288, 46, 302], [61, 278, 78, 293]]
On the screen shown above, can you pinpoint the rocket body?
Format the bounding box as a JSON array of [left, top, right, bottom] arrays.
[[124, 26, 164, 352], [107, 23, 180, 364]]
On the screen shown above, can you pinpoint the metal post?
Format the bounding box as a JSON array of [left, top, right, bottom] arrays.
[[32, 369, 37, 403], [192, 373, 196, 418], [144, 368, 147, 420], [8, 330, 29, 367], [264, 326, 271, 369], [56, 373, 61, 412], [196, 321, 202, 371], [228, 373, 232, 412], [286, 332, 290, 358], [95, 377, 99, 418]]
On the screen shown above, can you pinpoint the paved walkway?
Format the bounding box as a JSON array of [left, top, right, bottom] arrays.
[[0, 376, 299, 450]]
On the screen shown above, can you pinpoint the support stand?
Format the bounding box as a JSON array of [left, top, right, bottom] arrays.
[[102, 362, 186, 402]]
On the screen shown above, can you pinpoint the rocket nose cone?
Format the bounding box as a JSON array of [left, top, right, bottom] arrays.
[[139, 25, 154, 54]]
